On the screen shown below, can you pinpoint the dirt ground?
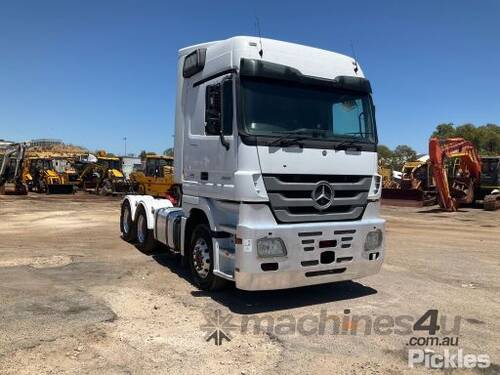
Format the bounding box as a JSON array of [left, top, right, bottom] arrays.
[[0, 193, 499, 375]]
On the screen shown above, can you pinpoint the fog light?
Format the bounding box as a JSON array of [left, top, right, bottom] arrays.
[[257, 237, 287, 258], [364, 229, 383, 251]]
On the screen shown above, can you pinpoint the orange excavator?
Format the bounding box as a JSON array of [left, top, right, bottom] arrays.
[[429, 137, 483, 211]]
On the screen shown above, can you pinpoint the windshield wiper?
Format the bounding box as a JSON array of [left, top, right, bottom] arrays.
[[335, 139, 360, 150], [334, 131, 374, 150], [269, 135, 306, 147], [269, 128, 328, 147]]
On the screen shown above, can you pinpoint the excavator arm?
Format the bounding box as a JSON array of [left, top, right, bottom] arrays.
[[0, 143, 28, 195], [429, 138, 481, 211]]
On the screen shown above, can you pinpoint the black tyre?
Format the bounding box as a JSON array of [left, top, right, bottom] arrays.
[[120, 200, 136, 242], [188, 224, 227, 291], [135, 205, 157, 254]]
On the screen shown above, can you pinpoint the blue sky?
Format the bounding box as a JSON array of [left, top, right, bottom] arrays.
[[1, 0, 499, 155]]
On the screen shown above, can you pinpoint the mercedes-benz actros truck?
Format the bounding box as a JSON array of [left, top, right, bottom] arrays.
[[120, 36, 384, 291]]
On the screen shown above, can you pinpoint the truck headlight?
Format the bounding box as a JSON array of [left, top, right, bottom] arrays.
[[364, 229, 383, 251], [257, 238, 287, 258]]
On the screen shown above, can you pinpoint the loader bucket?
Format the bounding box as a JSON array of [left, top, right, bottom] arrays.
[[1, 182, 28, 195], [47, 184, 74, 194]]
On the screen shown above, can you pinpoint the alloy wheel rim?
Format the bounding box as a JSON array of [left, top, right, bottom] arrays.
[[122, 207, 130, 233], [192, 238, 210, 279], [137, 215, 145, 243]]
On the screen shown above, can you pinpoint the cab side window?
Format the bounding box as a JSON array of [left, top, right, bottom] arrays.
[[205, 78, 233, 136]]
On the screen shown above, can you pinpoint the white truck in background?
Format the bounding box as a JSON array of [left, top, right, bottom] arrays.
[[120, 36, 384, 291]]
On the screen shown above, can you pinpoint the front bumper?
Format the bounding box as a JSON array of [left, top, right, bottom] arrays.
[[233, 203, 384, 291]]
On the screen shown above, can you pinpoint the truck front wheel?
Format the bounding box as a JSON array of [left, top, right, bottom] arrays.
[[188, 224, 227, 291], [135, 205, 157, 254]]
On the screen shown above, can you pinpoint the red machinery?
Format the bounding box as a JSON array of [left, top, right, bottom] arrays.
[[429, 138, 482, 211]]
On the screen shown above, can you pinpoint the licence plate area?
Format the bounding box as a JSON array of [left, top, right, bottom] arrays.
[[298, 229, 356, 269]]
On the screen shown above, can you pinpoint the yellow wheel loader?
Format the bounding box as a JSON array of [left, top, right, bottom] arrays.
[[381, 160, 437, 206], [26, 157, 75, 194], [78, 155, 130, 195], [130, 154, 175, 199]]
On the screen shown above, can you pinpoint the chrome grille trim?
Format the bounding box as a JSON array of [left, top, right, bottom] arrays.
[[263, 174, 370, 223]]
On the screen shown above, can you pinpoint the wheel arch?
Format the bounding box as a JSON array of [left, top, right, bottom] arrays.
[[184, 208, 210, 245]]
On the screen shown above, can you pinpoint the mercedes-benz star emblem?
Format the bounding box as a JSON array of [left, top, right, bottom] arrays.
[[311, 181, 335, 211]]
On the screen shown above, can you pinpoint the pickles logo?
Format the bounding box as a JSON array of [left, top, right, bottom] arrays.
[[409, 349, 490, 369], [200, 309, 237, 346]]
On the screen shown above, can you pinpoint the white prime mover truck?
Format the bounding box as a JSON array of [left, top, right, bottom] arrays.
[[120, 36, 384, 291]]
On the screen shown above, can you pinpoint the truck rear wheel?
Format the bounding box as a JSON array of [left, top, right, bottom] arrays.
[[135, 205, 157, 254], [188, 224, 227, 291], [120, 200, 136, 242]]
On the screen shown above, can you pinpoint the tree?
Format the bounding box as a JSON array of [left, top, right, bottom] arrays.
[[477, 124, 500, 155], [377, 145, 393, 167], [139, 150, 147, 159], [377, 144, 417, 171], [163, 148, 174, 157], [392, 145, 417, 170], [431, 123, 500, 155], [432, 123, 456, 138]]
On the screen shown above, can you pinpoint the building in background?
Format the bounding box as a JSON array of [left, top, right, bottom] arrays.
[[0, 139, 15, 152]]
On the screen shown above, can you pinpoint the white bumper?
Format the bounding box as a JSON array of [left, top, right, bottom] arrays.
[[234, 203, 384, 291]]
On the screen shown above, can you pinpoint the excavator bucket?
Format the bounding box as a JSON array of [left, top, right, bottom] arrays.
[[47, 184, 74, 194]]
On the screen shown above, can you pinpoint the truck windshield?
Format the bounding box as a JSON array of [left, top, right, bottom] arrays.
[[240, 77, 376, 144]]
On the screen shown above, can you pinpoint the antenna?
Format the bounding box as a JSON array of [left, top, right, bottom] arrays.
[[254, 16, 264, 58], [350, 40, 359, 74]]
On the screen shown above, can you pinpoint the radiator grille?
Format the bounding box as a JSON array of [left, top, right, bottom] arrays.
[[263, 174, 370, 223]]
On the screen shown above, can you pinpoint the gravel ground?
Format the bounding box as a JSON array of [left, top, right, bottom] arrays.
[[0, 193, 499, 374]]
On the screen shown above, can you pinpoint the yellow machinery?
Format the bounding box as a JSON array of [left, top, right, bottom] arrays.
[[378, 166, 394, 189], [381, 160, 437, 206], [130, 154, 175, 198], [25, 155, 75, 194], [78, 153, 130, 195]]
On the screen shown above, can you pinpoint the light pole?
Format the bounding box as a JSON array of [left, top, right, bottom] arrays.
[[123, 137, 127, 156]]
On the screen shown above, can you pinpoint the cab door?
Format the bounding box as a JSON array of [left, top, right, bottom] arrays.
[[182, 74, 237, 200]]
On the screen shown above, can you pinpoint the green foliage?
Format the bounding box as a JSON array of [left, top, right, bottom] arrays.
[[380, 123, 500, 172], [432, 123, 500, 155], [377, 144, 418, 171]]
